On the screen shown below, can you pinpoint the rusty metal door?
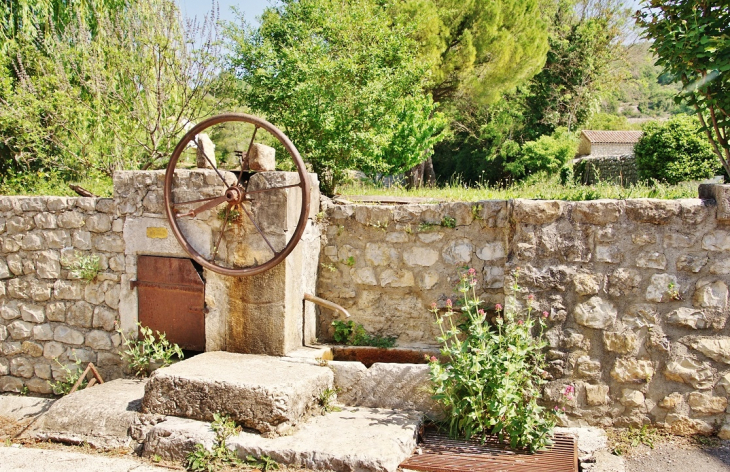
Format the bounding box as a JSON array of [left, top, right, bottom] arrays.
[[133, 256, 206, 351]]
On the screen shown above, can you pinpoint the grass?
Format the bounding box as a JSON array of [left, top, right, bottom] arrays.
[[0, 171, 113, 197], [339, 174, 700, 202]]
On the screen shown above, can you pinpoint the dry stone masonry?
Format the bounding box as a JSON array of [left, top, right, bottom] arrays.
[[317, 187, 730, 435]]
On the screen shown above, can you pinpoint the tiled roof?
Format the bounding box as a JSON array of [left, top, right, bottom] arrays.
[[581, 130, 643, 144]]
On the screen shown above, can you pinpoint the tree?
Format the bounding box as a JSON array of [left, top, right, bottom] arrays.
[[228, 0, 446, 196], [635, 114, 720, 184], [0, 0, 229, 189], [636, 0, 730, 178], [521, 0, 630, 140], [394, 0, 550, 104], [503, 127, 577, 179]]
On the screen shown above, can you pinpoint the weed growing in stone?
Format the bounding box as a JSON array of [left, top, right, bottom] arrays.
[[245, 454, 279, 471], [611, 425, 665, 455], [185, 413, 241, 472], [332, 320, 396, 348], [217, 206, 242, 226], [471, 204, 483, 220], [428, 268, 556, 452], [320, 262, 337, 272], [343, 256, 356, 267], [117, 323, 184, 377], [418, 222, 434, 232], [48, 355, 87, 395], [318, 387, 342, 413], [61, 253, 101, 282], [441, 216, 456, 228]]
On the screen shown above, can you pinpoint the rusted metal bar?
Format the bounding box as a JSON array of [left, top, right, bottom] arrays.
[[130, 280, 204, 293], [303, 293, 351, 318], [68, 362, 105, 395]]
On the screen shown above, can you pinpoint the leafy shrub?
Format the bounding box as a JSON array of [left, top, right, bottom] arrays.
[[331, 320, 397, 348], [61, 253, 101, 282], [428, 269, 556, 451], [118, 323, 184, 377], [635, 115, 721, 184], [504, 128, 577, 180], [48, 355, 87, 395]]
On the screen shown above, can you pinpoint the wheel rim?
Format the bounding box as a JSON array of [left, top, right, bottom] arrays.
[[163, 113, 311, 277]]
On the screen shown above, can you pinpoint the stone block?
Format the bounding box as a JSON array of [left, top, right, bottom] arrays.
[[681, 336, 730, 364], [379, 269, 414, 288], [53, 280, 84, 300], [75, 197, 96, 211], [611, 358, 654, 383], [94, 234, 124, 253], [0, 325, 6, 341], [21, 341, 42, 357], [688, 392, 727, 416], [32, 378, 147, 449], [227, 407, 421, 472], [574, 274, 600, 296], [476, 242, 506, 261], [141, 352, 334, 435], [86, 214, 112, 233], [85, 330, 112, 350], [667, 307, 710, 329], [699, 183, 730, 221], [142, 417, 217, 461], [93, 306, 117, 331], [71, 230, 92, 250], [603, 331, 638, 354], [441, 239, 473, 264], [693, 280, 728, 309], [571, 200, 621, 224], [585, 384, 609, 406], [54, 326, 84, 345], [703, 230, 730, 251], [1, 303, 21, 320], [2, 341, 21, 356], [659, 392, 683, 409], [33, 213, 57, 229], [44, 229, 71, 249], [46, 302, 66, 322], [620, 389, 644, 408], [8, 320, 32, 340], [513, 199, 563, 225], [677, 254, 709, 273], [645, 273, 678, 303], [364, 243, 392, 266], [574, 296, 617, 329], [664, 233, 693, 248], [43, 341, 65, 359], [0, 376, 23, 393], [57, 211, 86, 229], [5, 216, 32, 234], [625, 199, 679, 224], [248, 143, 276, 171], [20, 303, 45, 323], [665, 414, 713, 436], [575, 356, 601, 379], [25, 377, 52, 394], [10, 357, 34, 378], [664, 357, 715, 389], [0, 258, 9, 280], [32, 323, 54, 341], [18, 233, 44, 251], [67, 301, 93, 328], [403, 247, 439, 267], [636, 252, 667, 270]]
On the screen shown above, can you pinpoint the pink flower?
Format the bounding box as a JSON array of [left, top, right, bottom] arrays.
[[478, 309, 485, 315], [527, 294, 534, 301], [446, 299, 452, 307], [470, 278, 477, 286], [430, 356, 437, 362], [517, 319, 524, 325], [495, 303, 503, 311], [542, 311, 549, 318], [430, 302, 437, 309], [468, 268, 476, 276]]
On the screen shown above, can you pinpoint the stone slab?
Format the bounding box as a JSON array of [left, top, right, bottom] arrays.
[[0, 445, 165, 471], [0, 395, 55, 422], [227, 407, 421, 472], [30, 379, 147, 449], [141, 352, 333, 435], [142, 416, 216, 461]]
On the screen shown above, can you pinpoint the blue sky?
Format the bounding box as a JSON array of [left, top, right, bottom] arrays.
[[178, 0, 270, 24]]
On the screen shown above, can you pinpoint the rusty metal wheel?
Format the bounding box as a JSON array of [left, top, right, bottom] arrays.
[[163, 113, 311, 277]]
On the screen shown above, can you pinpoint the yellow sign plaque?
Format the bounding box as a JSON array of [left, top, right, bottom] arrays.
[[146, 227, 168, 239]]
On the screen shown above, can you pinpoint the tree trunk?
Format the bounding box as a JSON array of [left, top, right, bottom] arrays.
[[405, 156, 436, 189]]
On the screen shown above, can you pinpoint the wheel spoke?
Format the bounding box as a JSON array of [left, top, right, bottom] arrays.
[[240, 203, 278, 255], [195, 138, 229, 186], [245, 182, 302, 196], [175, 195, 228, 218], [237, 126, 259, 186], [211, 206, 230, 261], [172, 195, 223, 207]]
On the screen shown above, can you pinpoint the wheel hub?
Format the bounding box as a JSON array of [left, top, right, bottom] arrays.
[[225, 186, 245, 205]]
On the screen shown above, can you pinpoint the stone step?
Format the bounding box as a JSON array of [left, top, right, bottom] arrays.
[[142, 406, 422, 472], [140, 351, 333, 435]]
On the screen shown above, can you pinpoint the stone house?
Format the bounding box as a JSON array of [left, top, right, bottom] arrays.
[[577, 130, 643, 157]]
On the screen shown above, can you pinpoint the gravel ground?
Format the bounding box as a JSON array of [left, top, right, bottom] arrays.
[[622, 437, 730, 472]]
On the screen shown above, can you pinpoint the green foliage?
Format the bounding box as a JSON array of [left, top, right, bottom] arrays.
[[637, 0, 730, 176], [428, 269, 555, 452], [185, 413, 242, 472], [227, 0, 445, 196], [441, 216, 456, 228], [504, 128, 577, 179], [245, 455, 279, 472], [48, 355, 86, 395], [393, 0, 549, 104], [318, 387, 342, 413], [635, 115, 721, 184], [521, 0, 629, 139], [61, 253, 101, 282], [0, 0, 229, 190], [331, 320, 397, 348], [118, 323, 184, 377], [611, 425, 664, 456]]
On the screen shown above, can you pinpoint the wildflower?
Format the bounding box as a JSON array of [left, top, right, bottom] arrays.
[[468, 268, 476, 276], [423, 354, 430, 361], [470, 278, 477, 287], [478, 309, 485, 315], [495, 303, 503, 311], [430, 356, 437, 362], [446, 299, 452, 307], [542, 311, 549, 318], [527, 294, 534, 301], [496, 317, 503, 325], [517, 319, 524, 325]]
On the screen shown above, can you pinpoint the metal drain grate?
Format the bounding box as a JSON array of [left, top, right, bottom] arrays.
[[400, 427, 578, 472]]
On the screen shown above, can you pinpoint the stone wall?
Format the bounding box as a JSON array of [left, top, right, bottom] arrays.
[[575, 154, 638, 186], [587, 143, 637, 157], [0, 196, 125, 394], [317, 190, 730, 433]]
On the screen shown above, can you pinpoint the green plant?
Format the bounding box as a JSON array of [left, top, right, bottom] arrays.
[[118, 323, 184, 377], [318, 387, 342, 413], [217, 207, 242, 226], [245, 455, 279, 471], [337, 225, 345, 236], [343, 256, 356, 267], [151, 454, 162, 463], [48, 355, 87, 395], [369, 220, 389, 231], [19, 385, 29, 396], [331, 320, 397, 348], [667, 282, 682, 301], [471, 204, 483, 220], [418, 222, 435, 232], [441, 216, 456, 228], [404, 223, 413, 234], [635, 115, 721, 184], [61, 253, 101, 282], [321, 262, 337, 273], [428, 268, 555, 452], [184, 413, 241, 472], [611, 425, 664, 455]]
